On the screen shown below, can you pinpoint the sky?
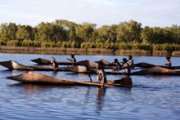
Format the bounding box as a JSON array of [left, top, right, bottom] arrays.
[[0, 0, 180, 27]]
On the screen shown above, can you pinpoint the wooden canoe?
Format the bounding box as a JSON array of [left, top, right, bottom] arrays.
[[0, 60, 71, 71], [73, 66, 180, 76], [134, 62, 180, 69], [7, 72, 132, 87], [31, 58, 73, 65], [133, 66, 180, 75], [31, 58, 98, 67], [106, 66, 180, 76]]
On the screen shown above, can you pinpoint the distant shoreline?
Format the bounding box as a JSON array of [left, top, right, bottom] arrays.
[[0, 46, 179, 56]]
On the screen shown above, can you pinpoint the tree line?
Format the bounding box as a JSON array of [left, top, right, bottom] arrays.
[[0, 20, 179, 51]]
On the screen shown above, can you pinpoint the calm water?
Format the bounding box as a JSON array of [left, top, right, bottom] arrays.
[[0, 53, 180, 120]]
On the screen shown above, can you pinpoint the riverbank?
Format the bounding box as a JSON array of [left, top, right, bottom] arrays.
[[0, 46, 179, 56]]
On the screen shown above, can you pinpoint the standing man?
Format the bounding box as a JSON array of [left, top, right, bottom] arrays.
[[50, 57, 58, 71], [97, 62, 107, 87]]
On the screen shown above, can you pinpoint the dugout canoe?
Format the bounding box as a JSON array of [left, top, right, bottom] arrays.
[[0, 60, 70, 71], [31, 58, 73, 65], [7, 71, 132, 87], [133, 66, 180, 75], [0, 60, 97, 73], [134, 62, 180, 69], [106, 66, 180, 76], [71, 66, 180, 76], [31, 58, 98, 67]]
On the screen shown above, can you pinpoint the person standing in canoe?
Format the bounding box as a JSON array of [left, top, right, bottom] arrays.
[[165, 56, 171, 67], [122, 58, 131, 75], [97, 62, 107, 87], [128, 55, 134, 67], [50, 57, 58, 71]]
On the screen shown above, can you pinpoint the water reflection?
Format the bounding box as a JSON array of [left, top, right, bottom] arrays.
[[9, 83, 51, 91], [96, 87, 106, 114], [96, 87, 106, 97], [84, 86, 91, 102], [9, 83, 72, 97]]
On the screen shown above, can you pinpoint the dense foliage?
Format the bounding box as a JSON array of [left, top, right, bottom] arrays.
[[0, 20, 180, 50]]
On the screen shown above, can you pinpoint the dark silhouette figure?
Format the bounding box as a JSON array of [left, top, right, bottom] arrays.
[[122, 58, 131, 75], [165, 56, 171, 67], [112, 58, 121, 71]]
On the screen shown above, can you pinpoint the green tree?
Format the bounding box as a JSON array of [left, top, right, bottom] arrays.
[[96, 25, 117, 43], [167, 25, 180, 44], [35, 22, 67, 42], [54, 19, 78, 41], [141, 26, 154, 44], [117, 20, 142, 43], [16, 25, 34, 40], [0, 23, 17, 41], [77, 23, 96, 42]]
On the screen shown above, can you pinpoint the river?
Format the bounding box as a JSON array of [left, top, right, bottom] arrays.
[[0, 53, 180, 120]]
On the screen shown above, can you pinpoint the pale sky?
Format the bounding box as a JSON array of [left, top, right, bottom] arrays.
[[0, 0, 180, 27]]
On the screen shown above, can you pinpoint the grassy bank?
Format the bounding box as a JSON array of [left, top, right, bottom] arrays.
[[0, 46, 179, 56]]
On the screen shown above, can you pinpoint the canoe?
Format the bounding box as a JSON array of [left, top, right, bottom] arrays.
[[31, 58, 73, 65], [0, 60, 71, 71], [7, 71, 132, 87], [134, 62, 155, 68], [64, 65, 180, 76], [134, 62, 180, 69], [106, 66, 180, 76], [0, 60, 97, 73], [133, 66, 180, 75], [31, 58, 98, 67]]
